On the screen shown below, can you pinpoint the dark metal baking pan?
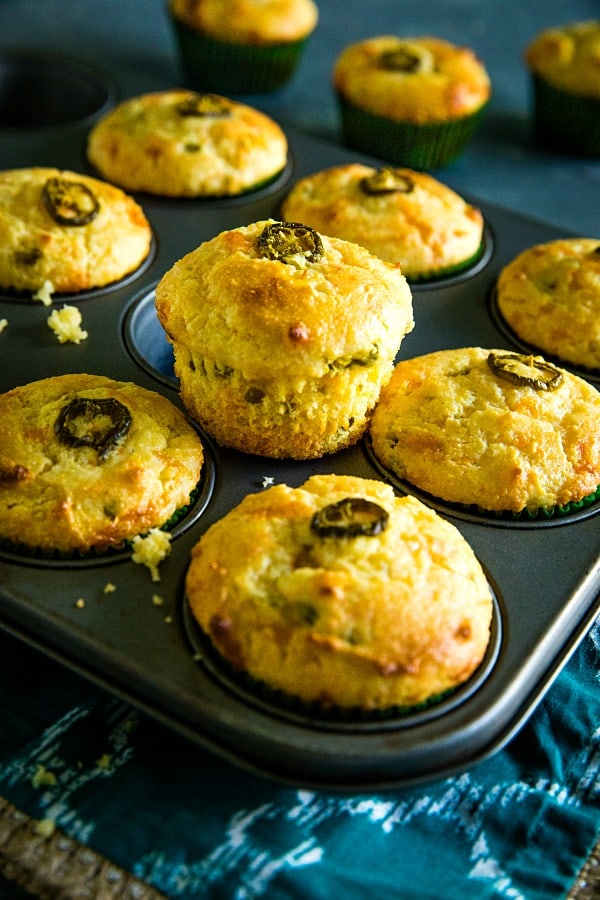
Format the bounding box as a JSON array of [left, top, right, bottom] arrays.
[[0, 58, 598, 791], [0, 48, 118, 130]]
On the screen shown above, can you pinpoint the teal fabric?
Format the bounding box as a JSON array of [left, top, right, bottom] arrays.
[[1, 620, 598, 899]]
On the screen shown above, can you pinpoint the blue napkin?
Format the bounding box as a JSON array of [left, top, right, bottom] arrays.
[[1, 618, 598, 899]]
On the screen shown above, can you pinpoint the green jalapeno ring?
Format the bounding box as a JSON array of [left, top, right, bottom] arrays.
[[379, 47, 423, 72], [360, 167, 415, 196], [257, 221, 324, 265], [487, 351, 563, 392], [175, 94, 231, 118], [42, 177, 100, 227], [311, 497, 389, 538], [55, 397, 132, 460]]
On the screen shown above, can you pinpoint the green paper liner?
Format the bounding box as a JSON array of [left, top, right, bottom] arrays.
[[336, 94, 488, 170], [170, 16, 309, 95], [510, 485, 600, 522], [410, 481, 600, 524], [530, 75, 600, 157]]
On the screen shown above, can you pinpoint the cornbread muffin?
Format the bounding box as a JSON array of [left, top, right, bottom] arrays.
[[332, 35, 491, 169], [155, 219, 414, 459], [496, 238, 600, 372], [370, 347, 600, 515], [0, 374, 204, 554], [0, 167, 152, 295], [86, 90, 288, 198], [168, 0, 319, 94], [186, 474, 494, 710], [524, 20, 600, 156], [281, 163, 485, 281]]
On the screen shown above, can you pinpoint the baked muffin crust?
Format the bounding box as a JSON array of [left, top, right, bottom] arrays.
[[333, 35, 491, 124], [281, 163, 484, 279], [0, 167, 152, 294], [87, 90, 288, 197], [370, 347, 600, 514], [496, 238, 600, 371], [169, 0, 318, 44], [155, 219, 414, 459], [186, 474, 493, 710], [525, 20, 600, 98], [0, 374, 204, 553]]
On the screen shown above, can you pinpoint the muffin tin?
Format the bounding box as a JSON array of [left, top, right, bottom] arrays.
[[0, 51, 598, 791]]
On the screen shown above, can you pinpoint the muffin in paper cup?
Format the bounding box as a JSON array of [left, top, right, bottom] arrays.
[[186, 474, 494, 713], [525, 20, 600, 157], [0, 374, 204, 556], [369, 347, 600, 519], [281, 163, 485, 281], [155, 219, 414, 460], [495, 238, 600, 374], [167, 0, 318, 95], [87, 90, 288, 198], [333, 35, 491, 170]]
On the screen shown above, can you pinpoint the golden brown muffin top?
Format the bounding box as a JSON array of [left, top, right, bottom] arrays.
[[87, 91, 288, 198], [0, 167, 152, 294], [0, 374, 204, 553], [333, 35, 491, 123], [525, 20, 600, 98], [369, 346, 600, 514], [496, 238, 600, 371], [169, 0, 318, 45], [186, 474, 493, 709], [155, 218, 414, 382], [281, 163, 484, 278]]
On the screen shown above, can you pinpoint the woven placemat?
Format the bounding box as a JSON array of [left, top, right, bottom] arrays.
[[567, 835, 600, 900], [0, 797, 166, 899]]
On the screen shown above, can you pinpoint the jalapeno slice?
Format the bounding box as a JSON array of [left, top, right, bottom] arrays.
[[360, 167, 414, 195], [258, 222, 323, 265], [55, 397, 132, 459], [487, 351, 563, 391], [378, 44, 434, 74], [175, 93, 231, 118], [311, 498, 389, 538], [42, 177, 100, 227]]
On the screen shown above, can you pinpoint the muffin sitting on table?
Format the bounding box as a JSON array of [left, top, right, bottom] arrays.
[[281, 163, 485, 281], [524, 19, 600, 156], [332, 34, 491, 169], [86, 89, 288, 198], [168, 0, 319, 94]]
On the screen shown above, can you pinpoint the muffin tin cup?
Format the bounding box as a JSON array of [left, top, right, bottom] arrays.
[[0, 48, 117, 131], [0, 62, 598, 790], [180, 588, 504, 732]]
